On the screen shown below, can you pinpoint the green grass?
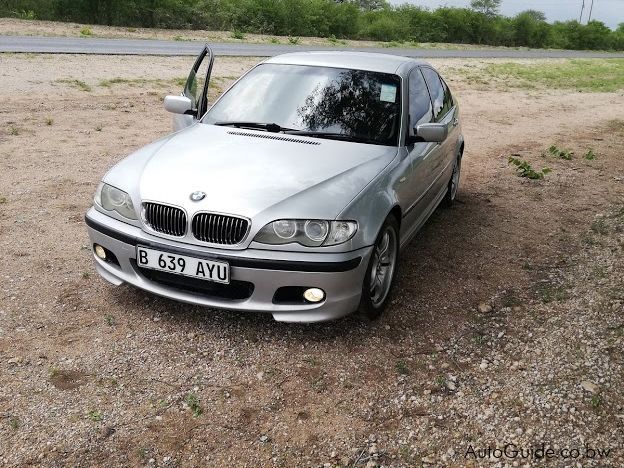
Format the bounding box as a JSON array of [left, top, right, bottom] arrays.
[[473, 334, 486, 345], [185, 393, 203, 417], [591, 394, 603, 409], [381, 40, 405, 48], [591, 219, 609, 235], [99, 77, 140, 87], [395, 359, 410, 375], [87, 409, 103, 422], [483, 59, 624, 92], [99, 77, 189, 88], [548, 145, 573, 160], [80, 26, 92, 37], [327, 35, 346, 46], [57, 79, 92, 92]]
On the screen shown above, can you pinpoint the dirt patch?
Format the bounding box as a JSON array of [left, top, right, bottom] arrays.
[[49, 369, 89, 390], [0, 54, 623, 466]]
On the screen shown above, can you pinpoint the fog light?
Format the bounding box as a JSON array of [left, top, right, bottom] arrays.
[[94, 244, 107, 260], [303, 288, 325, 303]]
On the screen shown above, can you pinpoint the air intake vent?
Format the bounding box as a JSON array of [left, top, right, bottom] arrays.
[[192, 212, 249, 245], [143, 202, 187, 237], [227, 131, 320, 145]]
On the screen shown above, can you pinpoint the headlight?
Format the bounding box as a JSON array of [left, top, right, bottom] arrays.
[[325, 220, 358, 246], [94, 183, 137, 220], [273, 220, 297, 239], [254, 219, 357, 247], [304, 220, 329, 242]]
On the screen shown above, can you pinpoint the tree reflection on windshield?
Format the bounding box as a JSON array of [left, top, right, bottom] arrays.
[[296, 70, 400, 146]]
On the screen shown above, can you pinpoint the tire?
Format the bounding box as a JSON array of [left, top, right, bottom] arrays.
[[442, 153, 462, 208], [358, 214, 400, 320]]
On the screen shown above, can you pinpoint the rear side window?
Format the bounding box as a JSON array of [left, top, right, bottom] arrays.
[[408, 68, 433, 128], [421, 67, 445, 122], [440, 77, 454, 116]]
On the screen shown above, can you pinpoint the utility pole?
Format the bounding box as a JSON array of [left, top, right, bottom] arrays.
[[579, 0, 585, 22], [588, 0, 595, 22]]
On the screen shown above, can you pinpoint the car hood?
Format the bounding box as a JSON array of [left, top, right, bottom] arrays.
[[105, 124, 398, 221]]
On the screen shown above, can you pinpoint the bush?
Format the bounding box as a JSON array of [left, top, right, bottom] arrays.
[[230, 29, 245, 39], [360, 13, 404, 42]]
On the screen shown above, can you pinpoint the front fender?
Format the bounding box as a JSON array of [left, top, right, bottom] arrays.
[[339, 160, 400, 247]]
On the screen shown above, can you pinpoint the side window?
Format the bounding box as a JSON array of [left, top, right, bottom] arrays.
[[408, 68, 433, 128], [440, 77, 454, 116], [182, 47, 213, 116], [421, 67, 445, 122]]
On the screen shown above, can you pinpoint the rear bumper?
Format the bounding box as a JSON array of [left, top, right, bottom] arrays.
[[85, 208, 372, 322]]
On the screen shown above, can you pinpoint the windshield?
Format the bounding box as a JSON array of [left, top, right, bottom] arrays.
[[203, 64, 402, 146]]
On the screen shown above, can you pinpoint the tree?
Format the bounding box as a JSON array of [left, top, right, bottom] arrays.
[[521, 9, 546, 22], [513, 10, 549, 47], [579, 20, 613, 50], [470, 0, 501, 17], [334, 0, 387, 11], [358, 0, 388, 11]]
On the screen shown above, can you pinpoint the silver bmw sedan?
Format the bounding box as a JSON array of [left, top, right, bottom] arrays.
[[85, 47, 464, 322]]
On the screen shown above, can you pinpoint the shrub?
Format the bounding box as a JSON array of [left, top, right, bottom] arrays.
[[548, 145, 573, 160], [230, 29, 245, 40], [508, 156, 552, 179]]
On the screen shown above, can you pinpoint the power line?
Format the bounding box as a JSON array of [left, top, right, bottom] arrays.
[[588, 0, 595, 21], [580, 0, 585, 22]]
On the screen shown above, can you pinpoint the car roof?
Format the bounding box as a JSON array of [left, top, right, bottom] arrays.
[[264, 51, 430, 75]]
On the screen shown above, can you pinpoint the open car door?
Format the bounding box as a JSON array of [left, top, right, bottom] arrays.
[[164, 44, 215, 131]]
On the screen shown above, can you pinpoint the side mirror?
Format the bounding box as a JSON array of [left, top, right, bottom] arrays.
[[415, 123, 447, 143], [164, 95, 194, 115]]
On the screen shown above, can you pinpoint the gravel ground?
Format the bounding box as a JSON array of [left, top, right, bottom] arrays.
[[0, 54, 623, 467]]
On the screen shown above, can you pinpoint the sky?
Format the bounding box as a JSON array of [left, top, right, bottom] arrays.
[[388, 0, 624, 29]]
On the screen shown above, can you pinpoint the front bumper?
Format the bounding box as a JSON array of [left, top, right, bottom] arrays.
[[85, 208, 372, 322]]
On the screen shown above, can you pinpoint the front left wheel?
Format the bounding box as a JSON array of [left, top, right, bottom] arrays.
[[358, 215, 399, 320]]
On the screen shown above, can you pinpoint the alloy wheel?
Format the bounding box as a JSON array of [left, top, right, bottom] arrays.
[[369, 226, 398, 308]]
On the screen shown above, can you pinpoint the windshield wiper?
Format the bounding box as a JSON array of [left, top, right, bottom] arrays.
[[214, 121, 296, 133], [284, 130, 380, 145]]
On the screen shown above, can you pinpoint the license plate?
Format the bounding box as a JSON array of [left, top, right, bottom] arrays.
[[136, 246, 230, 284]]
